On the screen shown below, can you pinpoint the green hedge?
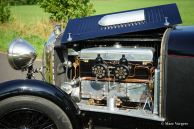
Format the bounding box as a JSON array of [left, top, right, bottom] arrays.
[[0, 1, 11, 23]]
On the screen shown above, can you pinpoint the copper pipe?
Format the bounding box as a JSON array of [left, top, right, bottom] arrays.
[[73, 57, 80, 79], [123, 78, 149, 83], [81, 77, 150, 83]]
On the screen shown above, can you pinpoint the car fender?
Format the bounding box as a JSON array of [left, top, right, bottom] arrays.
[[0, 79, 82, 128]]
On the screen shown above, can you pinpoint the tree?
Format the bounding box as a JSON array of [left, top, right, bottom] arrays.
[[26, 0, 38, 5], [0, 0, 11, 23], [38, 0, 95, 22]]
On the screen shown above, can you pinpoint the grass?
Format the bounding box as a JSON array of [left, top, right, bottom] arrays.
[[11, 5, 50, 24], [0, 19, 53, 57], [0, 5, 53, 57], [9, 1, 194, 25], [0, 29, 45, 57], [0, 0, 194, 58], [92, 0, 194, 25]]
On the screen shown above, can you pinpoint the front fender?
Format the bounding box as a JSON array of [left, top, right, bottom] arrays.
[[0, 79, 81, 127]]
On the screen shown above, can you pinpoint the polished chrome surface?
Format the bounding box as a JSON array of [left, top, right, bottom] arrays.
[[98, 10, 145, 26], [54, 24, 62, 36], [44, 25, 63, 84], [7, 38, 36, 70], [107, 97, 115, 111], [81, 80, 108, 100], [44, 32, 55, 84], [80, 47, 155, 62], [81, 80, 148, 103], [153, 68, 160, 114]]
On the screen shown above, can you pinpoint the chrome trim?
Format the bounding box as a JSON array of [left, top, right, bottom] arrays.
[[44, 32, 55, 84], [54, 24, 62, 36], [153, 68, 160, 114], [107, 97, 115, 111], [44, 25, 63, 84]]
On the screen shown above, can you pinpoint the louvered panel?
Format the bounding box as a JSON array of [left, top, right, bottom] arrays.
[[62, 4, 182, 44]]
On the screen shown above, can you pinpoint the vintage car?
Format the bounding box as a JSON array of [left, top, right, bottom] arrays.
[[0, 3, 193, 129]]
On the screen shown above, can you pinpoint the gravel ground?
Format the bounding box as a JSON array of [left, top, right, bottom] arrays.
[[0, 52, 41, 82]]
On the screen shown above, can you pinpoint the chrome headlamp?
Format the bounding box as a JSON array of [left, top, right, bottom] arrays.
[[7, 38, 37, 70]]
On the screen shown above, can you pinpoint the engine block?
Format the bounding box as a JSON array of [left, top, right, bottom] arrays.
[[74, 45, 155, 109], [81, 80, 148, 103], [80, 46, 155, 62]]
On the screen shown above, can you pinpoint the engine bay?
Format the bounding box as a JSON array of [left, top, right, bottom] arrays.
[[61, 29, 165, 121]]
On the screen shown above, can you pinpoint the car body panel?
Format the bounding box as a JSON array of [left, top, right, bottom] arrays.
[[61, 3, 182, 44], [0, 79, 82, 128], [166, 26, 194, 127]]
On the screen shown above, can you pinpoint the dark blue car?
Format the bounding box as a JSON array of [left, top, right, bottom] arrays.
[[0, 3, 193, 129]]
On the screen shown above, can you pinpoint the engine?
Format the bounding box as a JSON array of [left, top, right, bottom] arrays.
[[66, 44, 158, 112], [47, 3, 186, 121]]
